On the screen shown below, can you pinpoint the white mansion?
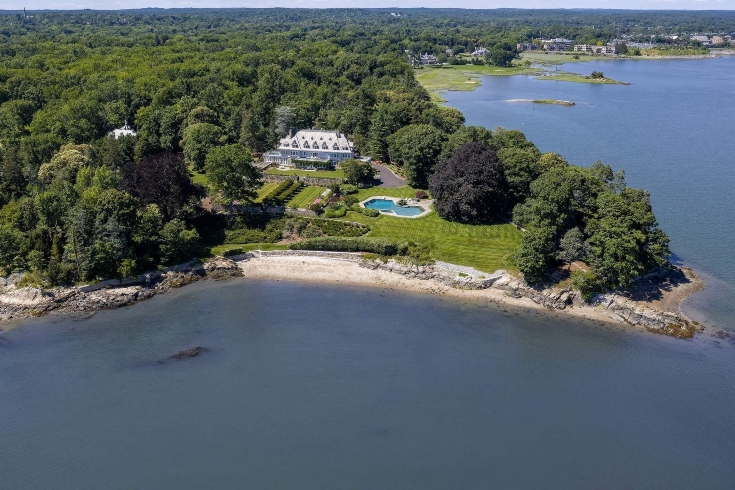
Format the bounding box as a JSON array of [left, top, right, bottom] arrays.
[[264, 129, 355, 169]]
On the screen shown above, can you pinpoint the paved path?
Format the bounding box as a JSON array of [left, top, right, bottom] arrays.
[[371, 163, 406, 188]]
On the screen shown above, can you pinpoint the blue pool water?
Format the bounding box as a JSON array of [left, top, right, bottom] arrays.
[[364, 198, 425, 217]]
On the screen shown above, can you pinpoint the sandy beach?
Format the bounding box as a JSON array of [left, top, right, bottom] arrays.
[[238, 255, 622, 326]]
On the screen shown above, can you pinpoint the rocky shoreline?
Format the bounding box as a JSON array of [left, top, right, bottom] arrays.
[[0, 251, 705, 339], [356, 256, 700, 338], [0, 257, 242, 324]]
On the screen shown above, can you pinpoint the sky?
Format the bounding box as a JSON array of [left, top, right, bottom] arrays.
[[2, 1, 734, 11]]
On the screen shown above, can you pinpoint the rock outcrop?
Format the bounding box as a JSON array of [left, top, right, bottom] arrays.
[[358, 257, 696, 338], [0, 257, 242, 323]]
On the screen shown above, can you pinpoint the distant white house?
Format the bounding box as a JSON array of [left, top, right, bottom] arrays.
[[264, 129, 357, 169], [471, 47, 488, 57], [109, 120, 136, 139]]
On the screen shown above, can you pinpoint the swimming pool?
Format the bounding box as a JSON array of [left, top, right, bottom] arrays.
[[363, 198, 426, 217]]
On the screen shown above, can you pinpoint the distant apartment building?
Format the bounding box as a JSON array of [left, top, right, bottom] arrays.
[[516, 43, 538, 52], [691, 35, 711, 45], [542, 38, 573, 51], [574, 44, 595, 53], [574, 44, 617, 55], [419, 53, 438, 65]]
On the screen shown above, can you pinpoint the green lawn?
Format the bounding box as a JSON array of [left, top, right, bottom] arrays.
[[288, 186, 327, 208], [355, 186, 428, 201], [266, 168, 345, 179], [342, 210, 521, 273], [254, 182, 281, 203], [211, 242, 289, 255]]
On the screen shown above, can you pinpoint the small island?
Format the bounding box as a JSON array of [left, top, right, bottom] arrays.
[[533, 99, 576, 106], [535, 71, 629, 85]]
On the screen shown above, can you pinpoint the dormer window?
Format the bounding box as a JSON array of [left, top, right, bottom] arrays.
[[332, 143, 338, 150], [321, 142, 327, 149], [303, 141, 310, 149], [291, 141, 298, 148]]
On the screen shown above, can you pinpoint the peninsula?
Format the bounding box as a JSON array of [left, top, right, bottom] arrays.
[[0, 8, 727, 339]]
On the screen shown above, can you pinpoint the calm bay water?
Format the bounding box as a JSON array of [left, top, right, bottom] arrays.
[[1, 279, 735, 489], [443, 56, 735, 329]]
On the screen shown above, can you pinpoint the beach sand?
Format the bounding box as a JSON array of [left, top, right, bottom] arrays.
[[238, 255, 619, 326]]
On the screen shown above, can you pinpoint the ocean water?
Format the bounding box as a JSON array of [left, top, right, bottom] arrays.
[[443, 56, 735, 330], [1, 279, 734, 489]]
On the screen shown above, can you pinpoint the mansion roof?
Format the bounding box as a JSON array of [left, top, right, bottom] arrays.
[[278, 130, 354, 152]]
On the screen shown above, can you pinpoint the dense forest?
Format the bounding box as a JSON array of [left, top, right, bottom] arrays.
[[0, 9, 714, 293]]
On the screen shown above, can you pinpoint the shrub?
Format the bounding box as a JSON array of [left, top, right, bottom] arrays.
[[302, 225, 325, 238], [222, 247, 243, 257], [323, 206, 347, 219], [340, 184, 358, 195], [415, 190, 428, 199], [570, 270, 602, 302], [225, 215, 284, 244], [343, 195, 359, 206], [290, 237, 401, 255], [362, 208, 380, 218], [397, 199, 408, 206], [308, 200, 324, 212]]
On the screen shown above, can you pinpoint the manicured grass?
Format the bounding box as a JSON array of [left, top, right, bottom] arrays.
[[255, 182, 281, 203], [267, 168, 345, 179], [355, 186, 428, 201], [211, 242, 290, 255], [288, 186, 327, 208], [342, 210, 522, 273]]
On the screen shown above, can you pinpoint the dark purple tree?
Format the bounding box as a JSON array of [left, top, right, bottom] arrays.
[[429, 142, 508, 223], [121, 152, 201, 220]]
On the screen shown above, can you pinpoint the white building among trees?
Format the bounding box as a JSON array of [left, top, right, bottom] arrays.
[[109, 120, 137, 139], [264, 129, 356, 169]]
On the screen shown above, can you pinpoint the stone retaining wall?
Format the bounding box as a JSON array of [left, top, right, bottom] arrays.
[[286, 208, 318, 217], [263, 174, 344, 186], [256, 250, 363, 262], [263, 174, 293, 183]]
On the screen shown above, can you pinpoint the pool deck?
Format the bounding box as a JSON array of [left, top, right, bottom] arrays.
[[360, 196, 434, 219]]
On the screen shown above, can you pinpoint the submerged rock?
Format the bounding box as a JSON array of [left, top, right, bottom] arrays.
[[169, 346, 209, 360]]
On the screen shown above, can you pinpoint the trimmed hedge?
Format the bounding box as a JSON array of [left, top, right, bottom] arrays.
[[260, 179, 294, 203], [289, 237, 403, 256], [362, 208, 380, 218], [276, 180, 303, 202]]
